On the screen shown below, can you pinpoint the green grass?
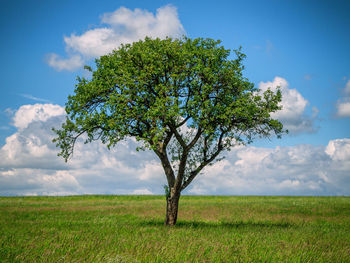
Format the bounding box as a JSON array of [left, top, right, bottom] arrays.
[[1, 195, 349, 262]]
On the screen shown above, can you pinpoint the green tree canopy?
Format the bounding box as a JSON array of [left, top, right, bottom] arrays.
[[53, 37, 284, 225]]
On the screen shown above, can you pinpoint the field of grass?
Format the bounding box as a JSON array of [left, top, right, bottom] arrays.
[[1, 195, 350, 262]]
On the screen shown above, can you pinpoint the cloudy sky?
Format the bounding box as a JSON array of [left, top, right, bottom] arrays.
[[1, 0, 349, 196]]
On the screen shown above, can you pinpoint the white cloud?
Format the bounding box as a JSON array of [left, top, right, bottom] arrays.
[[19, 94, 52, 103], [1, 105, 68, 170], [188, 140, 350, 195], [1, 103, 349, 196], [325, 138, 350, 164], [259, 76, 317, 133], [336, 100, 350, 117], [0, 168, 81, 196], [12, 104, 65, 130], [46, 54, 84, 71], [64, 28, 117, 58], [102, 5, 184, 41], [131, 188, 154, 195], [336, 80, 350, 118], [0, 103, 165, 195], [47, 5, 185, 71], [139, 162, 164, 181]]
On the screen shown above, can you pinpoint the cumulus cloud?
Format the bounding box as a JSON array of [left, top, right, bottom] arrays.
[[189, 140, 350, 196], [336, 80, 350, 118], [259, 76, 318, 134], [336, 101, 350, 117], [1, 103, 349, 196], [46, 54, 84, 72], [0, 103, 165, 196], [12, 104, 65, 130], [47, 5, 185, 71], [0, 169, 80, 196], [325, 138, 350, 165]]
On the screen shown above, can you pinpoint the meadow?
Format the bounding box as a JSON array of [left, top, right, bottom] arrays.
[[0, 195, 349, 262]]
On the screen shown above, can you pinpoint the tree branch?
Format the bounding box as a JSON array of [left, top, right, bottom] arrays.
[[168, 123, 187, 149], [181, 130, 225, 191], [186, 127, 202, 151], [162, 131, 173, 151], [176, 116, 190, 128], [154, 147, 176, 187]]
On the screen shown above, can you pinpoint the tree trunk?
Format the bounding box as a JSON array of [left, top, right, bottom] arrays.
[[165, 189, 180, 226]]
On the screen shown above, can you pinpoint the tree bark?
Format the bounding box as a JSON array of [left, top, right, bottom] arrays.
[[165, 188, 180, 226]]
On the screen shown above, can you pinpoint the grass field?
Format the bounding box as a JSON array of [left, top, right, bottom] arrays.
[[1, 195, 350, 262]]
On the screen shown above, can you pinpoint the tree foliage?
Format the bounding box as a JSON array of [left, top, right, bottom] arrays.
[[53, 37, 284, 224]]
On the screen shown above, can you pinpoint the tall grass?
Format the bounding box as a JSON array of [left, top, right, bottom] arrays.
[[1, 195, 349, 262]]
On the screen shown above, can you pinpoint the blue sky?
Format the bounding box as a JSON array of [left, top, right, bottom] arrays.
[[0, 0, 349, 196]]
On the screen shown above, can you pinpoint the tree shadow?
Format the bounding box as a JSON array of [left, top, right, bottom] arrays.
[[137, 219, 294, 229]]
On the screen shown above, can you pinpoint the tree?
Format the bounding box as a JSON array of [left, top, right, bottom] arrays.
[[53, 37, 284, 226]]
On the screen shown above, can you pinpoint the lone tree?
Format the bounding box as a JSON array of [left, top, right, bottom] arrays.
[[53, 37, 284, 226]]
